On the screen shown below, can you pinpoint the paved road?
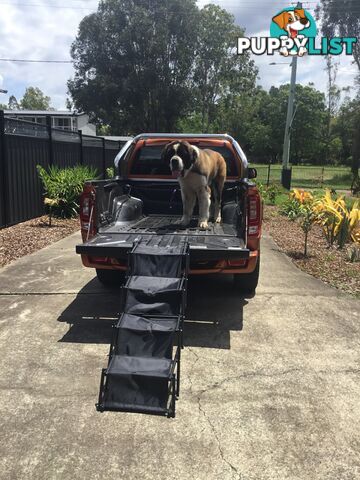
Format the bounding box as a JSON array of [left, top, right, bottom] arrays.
[[0, 232, 359, 480]]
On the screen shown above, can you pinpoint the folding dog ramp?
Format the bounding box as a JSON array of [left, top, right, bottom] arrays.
[[96, 237, 189, 418]]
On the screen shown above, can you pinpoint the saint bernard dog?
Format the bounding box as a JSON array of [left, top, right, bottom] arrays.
[[162, 140, 227, 229]]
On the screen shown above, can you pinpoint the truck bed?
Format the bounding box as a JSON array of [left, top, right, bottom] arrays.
[[77, 215, 249, 261]]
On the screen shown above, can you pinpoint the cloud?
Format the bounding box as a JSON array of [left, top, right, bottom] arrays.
[[0, 0, 358, 110], [218, 0, 359, 97], [0, 0, 97, 109]]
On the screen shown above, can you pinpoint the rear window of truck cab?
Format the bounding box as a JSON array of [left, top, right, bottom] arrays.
[[129, 144, 239, 177]]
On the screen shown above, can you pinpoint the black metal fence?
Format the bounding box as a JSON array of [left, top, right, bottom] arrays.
[[0, 112, 125, 228]]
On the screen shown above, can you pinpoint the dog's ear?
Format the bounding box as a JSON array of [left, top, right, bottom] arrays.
[[191, 145, 199, 163], [294, 8, 305, 18], [183, 141, 199, 163], [272, 11, 288, 30], [161, 141, 176, 162]]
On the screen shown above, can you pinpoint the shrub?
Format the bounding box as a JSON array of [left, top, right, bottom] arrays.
[[256, 182, 285, 206], [106, 167, 115, 178], [280, 198, 304, 220], [280, 188, 314, 221], [298, 204, 316, 257], [313, 190, 360, 248], [291, 188, 313, 205], [37, 165, 98, 219]]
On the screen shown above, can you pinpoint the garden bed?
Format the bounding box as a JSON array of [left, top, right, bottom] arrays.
[[263, 205, 360, 297], [0, 216, 79, 268]]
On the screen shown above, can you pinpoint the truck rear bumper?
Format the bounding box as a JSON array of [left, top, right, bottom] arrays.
[[79, 250, 258, 275]]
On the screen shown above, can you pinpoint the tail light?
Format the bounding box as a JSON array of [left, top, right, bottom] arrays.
[[247, 188, 261, 237], [80, 185, 97, 241]]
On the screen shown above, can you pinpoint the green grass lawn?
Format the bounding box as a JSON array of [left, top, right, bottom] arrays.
[[252, 164, 352, 191]]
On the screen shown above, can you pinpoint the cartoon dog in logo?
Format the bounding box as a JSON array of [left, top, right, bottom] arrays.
[[272, 9, 310, 56]]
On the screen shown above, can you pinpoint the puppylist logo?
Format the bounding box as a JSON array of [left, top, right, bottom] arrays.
[[237, 6, 357, 57]]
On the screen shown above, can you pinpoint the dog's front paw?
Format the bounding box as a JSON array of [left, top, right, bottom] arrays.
[[215, 215, 221, 224], [198, 220, 209, 229]]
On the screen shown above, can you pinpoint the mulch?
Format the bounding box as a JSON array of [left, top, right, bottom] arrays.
[[1, 209, 359, 297], [263, 206, 360, 297], [0, 216, 80, 268]]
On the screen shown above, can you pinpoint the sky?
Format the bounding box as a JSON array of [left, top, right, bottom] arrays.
[[0, 0, 358, 110]]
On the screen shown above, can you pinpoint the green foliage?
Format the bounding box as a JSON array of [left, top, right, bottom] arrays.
[[191, 4, 256, 132], [316, 0, 360, 72], [37, 165, 98, 218], [106, 167, 115, 179], [256, 181, 287, 206], [280, 198, 304, 221], [69, 0, 200, 133], [68, 0, 257, 134], [298, 205, 316, 257], [8, 95, 19, 110], [20, 87, 52, 110], [266, 184, 282, 205], [208, 83, 328, 165]]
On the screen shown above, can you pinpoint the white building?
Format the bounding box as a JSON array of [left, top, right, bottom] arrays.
[[4, 110, 97, 136]]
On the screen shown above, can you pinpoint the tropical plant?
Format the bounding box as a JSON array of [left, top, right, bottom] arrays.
[[291, 188, 314, 205], [313, 190, 360, 248], [37, 165, 98, 219], [280, 198, 303, 221]]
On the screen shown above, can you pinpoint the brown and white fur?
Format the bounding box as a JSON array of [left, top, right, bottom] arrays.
[[272, 9, 310, 56], [162, 141, 227, 229]]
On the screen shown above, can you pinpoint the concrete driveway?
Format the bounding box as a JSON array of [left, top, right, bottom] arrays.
[[0, 232, 359, 480]]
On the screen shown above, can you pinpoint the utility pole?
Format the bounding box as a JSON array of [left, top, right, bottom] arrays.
[[281, 1, 301, 189], [281, 56, 297, 189]]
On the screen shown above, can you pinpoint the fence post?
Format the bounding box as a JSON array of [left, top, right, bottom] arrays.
[[102, 138, 106, 179], [0, 110, 8, 227], [46, 115, 53, 167], [78, 130, 83, 165], [267, 161, 271, 187]]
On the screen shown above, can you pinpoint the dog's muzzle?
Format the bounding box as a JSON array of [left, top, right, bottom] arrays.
[[170, 156, 183, 178]]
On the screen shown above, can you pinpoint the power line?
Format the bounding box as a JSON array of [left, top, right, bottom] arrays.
[[0, 2, 95, 9], [0, 58, 72, 63]]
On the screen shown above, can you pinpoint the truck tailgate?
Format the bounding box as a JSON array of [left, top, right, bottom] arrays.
[[76, 216, 249, 261]]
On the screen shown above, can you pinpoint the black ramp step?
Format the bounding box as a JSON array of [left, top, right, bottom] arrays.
[[97, 355, 174, 414], [112, 314, 179, 358], [123, 276, 186, 316], [97, 238, 189, 417], [130, 241, 188, 277]]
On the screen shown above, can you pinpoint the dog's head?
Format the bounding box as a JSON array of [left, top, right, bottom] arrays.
[[272, 9, 310, 38], [162, 141, 199, 178]]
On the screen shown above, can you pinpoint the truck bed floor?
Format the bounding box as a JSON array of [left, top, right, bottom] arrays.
[[101, 215, 238, 237], [78, 215, 247, 258]]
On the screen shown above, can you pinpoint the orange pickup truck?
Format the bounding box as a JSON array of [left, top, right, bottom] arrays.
[[76, 133, 262, 293]]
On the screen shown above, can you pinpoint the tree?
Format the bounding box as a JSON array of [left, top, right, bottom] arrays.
[[316, 0, 360, 71], [8, 95, 19, 110], [323, 56, 341, 163], [191, 4, 257, 132], [20, 87, 52, 110], [69, 0, 199, 133]]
